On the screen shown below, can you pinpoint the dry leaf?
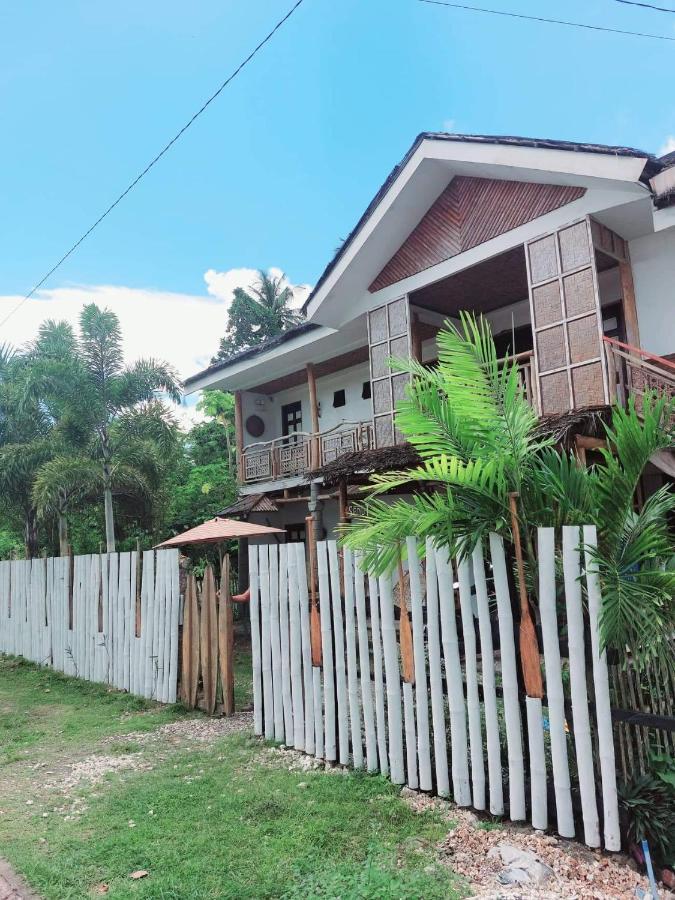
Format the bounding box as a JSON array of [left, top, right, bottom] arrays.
[[93, 885, 109, 894], [129, 870, 148, 880]]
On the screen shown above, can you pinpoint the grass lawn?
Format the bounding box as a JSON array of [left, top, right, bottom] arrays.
[[0, 651, 466, 899]]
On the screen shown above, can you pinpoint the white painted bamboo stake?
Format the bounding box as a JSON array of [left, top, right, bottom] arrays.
[[489, 532, 526, 821], [162, 551, 174, 702], [563, 525, 600, 847], [268, 544, 285, 741], [317, 540, 336, 761], [354, 555, 377, 772], [295, 542, 316, 754], [249, 544, 263, 736], [167, 549, 180, 704], [378, 571, 405, 784], [312, 667, 324, 760], [406, 537, 432, 792], [425, 540, 450, 797], [526, 696, 548, 830], [457, 554, 486, 810], [538, 527, 574, 838], [140, 552, 153, 699], [403, 681, 418, 789], [122, 552, 133, 692], [472, 540, 504, 815], [259, 544, 275, 740], [368, 574, 388, 776], [343, 549, 363, 768], [277, 544, 294, 743], [328, 542, 349, 765], [287, 544, 305, 750], [435, 546, 471, 806], [583, 524, 620, 852]]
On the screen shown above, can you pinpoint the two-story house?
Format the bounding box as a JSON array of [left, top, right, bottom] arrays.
[[185, 132, 675, 549]]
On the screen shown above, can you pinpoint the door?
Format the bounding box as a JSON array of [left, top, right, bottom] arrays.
[[525, 218, 609, 416], [281, 401, 303, 439]]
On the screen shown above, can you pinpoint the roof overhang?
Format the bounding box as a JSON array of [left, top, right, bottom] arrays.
[[303, 134, 653, 328]]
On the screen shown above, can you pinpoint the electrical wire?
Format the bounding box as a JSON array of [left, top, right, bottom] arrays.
[[0, 0, 306, 330], [613, 0, 675, 13], [417, 0, 675, 40]]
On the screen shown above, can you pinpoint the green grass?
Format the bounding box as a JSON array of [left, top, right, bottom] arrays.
[[0, 652, 466, 899]]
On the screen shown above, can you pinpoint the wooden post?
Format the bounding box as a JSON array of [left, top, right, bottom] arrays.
[[411, 313, 423, 363], [218, 550, 235, 716], [234, 391, 244, 483], [338, 480, 349, 524], [508, 493, 543, 699], [306, 363, 320, 469], [396, 556, 415, 684], [619, 258, 640, 350]]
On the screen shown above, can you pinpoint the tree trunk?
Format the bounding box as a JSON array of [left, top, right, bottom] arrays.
[[102, 430, 116, 553], [24, 508, 39, 559], [58, 491, 69, 556]]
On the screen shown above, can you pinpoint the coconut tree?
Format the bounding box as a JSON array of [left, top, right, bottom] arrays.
[[342, 313, 675, 672]]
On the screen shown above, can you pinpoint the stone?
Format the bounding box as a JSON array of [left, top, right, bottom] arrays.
[[488, 843, 554, 886]]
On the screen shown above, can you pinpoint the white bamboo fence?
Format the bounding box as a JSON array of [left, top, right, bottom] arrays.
[[0, 549, 180, 703], [250, 528, 621, 851]]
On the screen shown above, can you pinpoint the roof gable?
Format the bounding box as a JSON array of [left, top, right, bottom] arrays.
[[369, 176, 585, 292]]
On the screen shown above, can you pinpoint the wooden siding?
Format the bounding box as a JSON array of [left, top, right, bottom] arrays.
[[369, 177, 585, 293]]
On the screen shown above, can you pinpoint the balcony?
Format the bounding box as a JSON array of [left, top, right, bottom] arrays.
[[242, 422, 374, 485]]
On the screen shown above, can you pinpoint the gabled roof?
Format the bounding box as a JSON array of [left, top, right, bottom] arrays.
[[301, 132, 658, 314]]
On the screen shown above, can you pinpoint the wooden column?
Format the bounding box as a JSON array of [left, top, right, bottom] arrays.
[[306, 363, 320, 469], [338, 480, 350, 524], [411, 313, 423, 363], [234, 390, 244, 483], [619, 259, 641, 349]]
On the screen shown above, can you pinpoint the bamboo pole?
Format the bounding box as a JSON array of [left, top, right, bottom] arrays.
[[583, 525, 621, 851], [537, 528, 574, 837], [508, 493, 543, 699], [396, 556, 415, 685], [369, 574, 389, 776], [435, 545, 471, 806], [277, 544, 294, 742], [249, 545, 263, 735], [317, 541, 337, 761], [403, 681, 418, 789], [287, 542, 305, 750], [379, 571, 405, 784], [472, 540, 504, 816], [406, 537, 432, 792], [355, 554, 378, 772], [563, 525, 600, 847], [489, 533, 526, 821], [259, 546, 275, 740], [305, 515, 322, 667], [218, 553, 235, 716], [295, 542, 316, 755], [328, 541, 349, 765], [343, 549, 363, 769], [457, 555, 486, 811], [425, 538, 450, 798], [268, 544, 284, 740]]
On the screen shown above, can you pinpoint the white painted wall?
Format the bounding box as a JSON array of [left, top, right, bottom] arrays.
[[242, 361, 373, 448], [630, 227, 675, 358]]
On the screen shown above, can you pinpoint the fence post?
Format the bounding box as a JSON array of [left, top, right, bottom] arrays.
[[219, 554, 235, 717]]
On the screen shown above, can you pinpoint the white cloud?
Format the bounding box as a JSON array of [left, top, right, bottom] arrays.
[[658, 135, 675, 157], [0, 266, 312, 430]]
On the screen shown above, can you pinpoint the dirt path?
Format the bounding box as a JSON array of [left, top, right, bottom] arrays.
[[0, 857, 41, 900]]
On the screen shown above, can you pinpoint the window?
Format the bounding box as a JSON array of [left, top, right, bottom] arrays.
[[333, 389, 346, 408], [286, 523, 306, 544], [282, 401, 302, 439], [362, 381, 371, 400]]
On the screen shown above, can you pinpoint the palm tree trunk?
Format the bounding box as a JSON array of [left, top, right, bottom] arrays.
[[101, 431, 116, 553], [58, 510, 69, 557], [24, 508, 39, 559]]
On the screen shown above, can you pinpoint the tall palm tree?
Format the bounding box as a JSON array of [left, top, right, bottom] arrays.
[[342, 313, 675, 673], [32, 305, 181, 553]]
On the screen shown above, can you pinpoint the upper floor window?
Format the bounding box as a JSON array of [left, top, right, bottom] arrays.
[[362, 381, 371, 400], [333, 389, 346, 408]]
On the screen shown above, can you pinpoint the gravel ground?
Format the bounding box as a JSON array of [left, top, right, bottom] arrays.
[[401, 789, 673, 899]]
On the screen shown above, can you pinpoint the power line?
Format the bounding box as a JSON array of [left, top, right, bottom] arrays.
[[613, 0, 675, 12], [0, 0, 306, 331], [417, 0, 675, 40]]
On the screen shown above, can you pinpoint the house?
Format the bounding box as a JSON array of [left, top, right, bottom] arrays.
[[185, 132, 675, 547]]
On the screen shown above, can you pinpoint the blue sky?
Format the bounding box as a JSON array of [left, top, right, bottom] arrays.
[[1, 0, 673, 410]]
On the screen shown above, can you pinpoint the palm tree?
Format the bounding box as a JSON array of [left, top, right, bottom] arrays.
[[32, 305, 181, 553], [342, 313, 675, 673], [214, 269, 304, 361]]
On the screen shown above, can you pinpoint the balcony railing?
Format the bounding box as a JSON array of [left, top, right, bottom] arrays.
[[502, 350, 537, 414], [603, 337, 675, 412], [242, 422, 373, 485]]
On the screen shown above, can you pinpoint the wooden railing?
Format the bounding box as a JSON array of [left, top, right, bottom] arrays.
[[501, 350, 538, 414], [242, 422, 373, 484], [603, 337, 675, 410]]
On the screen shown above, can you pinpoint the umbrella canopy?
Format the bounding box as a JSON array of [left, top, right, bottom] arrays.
[[155, 517, 284, 548]]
